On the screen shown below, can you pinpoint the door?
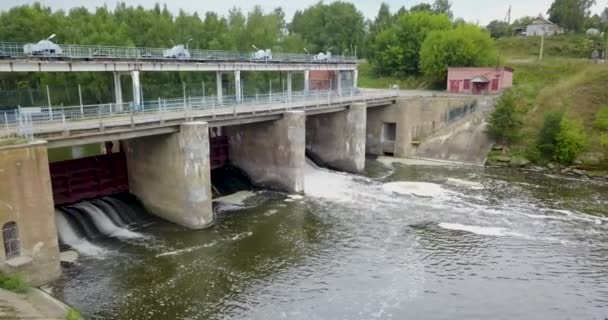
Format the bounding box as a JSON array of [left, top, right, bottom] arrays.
[[449, 80, 460, 93], [491, 78, 499, 91]]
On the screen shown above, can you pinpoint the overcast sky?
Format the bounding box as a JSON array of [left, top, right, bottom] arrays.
[[2, 0, 606, 25]]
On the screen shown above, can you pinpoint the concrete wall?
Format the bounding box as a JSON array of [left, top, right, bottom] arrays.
[[0, 141, 61, 286], [225, 111, 305, 193], [124, 122, 213, 229], [306, 103, 367, 173], [366, 96, 495, 164]]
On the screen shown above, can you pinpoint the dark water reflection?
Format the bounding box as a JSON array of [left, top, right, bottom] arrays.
[[53, 160, 608, 320]]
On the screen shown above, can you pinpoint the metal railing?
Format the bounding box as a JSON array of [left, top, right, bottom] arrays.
[[0, 42, 358, 64], [0, 88, 399, 140]]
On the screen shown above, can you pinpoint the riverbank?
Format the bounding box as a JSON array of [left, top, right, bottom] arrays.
[[0, 287, 74, 319]]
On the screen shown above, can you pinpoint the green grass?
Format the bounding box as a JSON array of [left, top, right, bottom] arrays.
[[358, 61, 434, 90], [66, 308, 83, 320], [497, 35, 603, 59], [0, 272, 28, 293]]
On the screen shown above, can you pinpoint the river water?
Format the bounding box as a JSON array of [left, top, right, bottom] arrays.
[[52, 158, 608, 319]]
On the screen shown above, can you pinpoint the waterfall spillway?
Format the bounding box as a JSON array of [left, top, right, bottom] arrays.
[[56, 197, 149, 256]]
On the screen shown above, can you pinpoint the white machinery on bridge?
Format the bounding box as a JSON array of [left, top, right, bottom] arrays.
[[23, 34, 63, 56], [314, 51, 332, 62], [163, 44, 191, 59], [251, 45, 272, 61]]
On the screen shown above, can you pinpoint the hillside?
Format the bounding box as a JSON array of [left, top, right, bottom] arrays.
[[493, 35, 608, 171]]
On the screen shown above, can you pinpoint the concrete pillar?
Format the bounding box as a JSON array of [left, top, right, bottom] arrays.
[[306, 102, 367, 173], [225, 111, 305, 193], [216, 72, 223, 104], [304, 69, 310, 95], [353, 70, 358, 91], [113, 72, 123, 105], [337, 71, 342, 97], [234, 70, 241, 103], [124, 122, 213, 229], [131, 71, 141, 108], [0, 141, 61, 285], [287, 72, 292, 101]]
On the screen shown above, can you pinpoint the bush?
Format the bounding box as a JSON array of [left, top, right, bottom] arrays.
[[0, 272, 28, 293], [555, 117, 588, 164], [595, 107, 608, 131], [537, 111, 564, 159], [486, 89, 524, 144]]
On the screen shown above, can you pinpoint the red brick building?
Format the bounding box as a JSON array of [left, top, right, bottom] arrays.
[[447, 67, 514, 94]]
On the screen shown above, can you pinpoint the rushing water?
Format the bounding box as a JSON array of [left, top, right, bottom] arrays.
[[52, 159, 608, 320]]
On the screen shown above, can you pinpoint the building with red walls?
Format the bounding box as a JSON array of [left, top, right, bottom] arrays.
[[447, 67, 514, 94]]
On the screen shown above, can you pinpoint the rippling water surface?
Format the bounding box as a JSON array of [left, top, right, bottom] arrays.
[[53, 159, 608, 319]]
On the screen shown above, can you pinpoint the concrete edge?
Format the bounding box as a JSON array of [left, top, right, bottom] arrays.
[[27, 288, 72, 319], [0, 139, 47, 151]]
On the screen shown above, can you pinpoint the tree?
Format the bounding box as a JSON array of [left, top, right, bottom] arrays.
[[432, 0, 453, 19], [537, 111, 565, 159], [486, 89, 524, 144], [289, 2, 365, 54], [370, 11, 451, 75], [555, 116, 587, 164], [419, 24, 497, 80], [410, 3, 432, 13], [547, 0, 596, 32], [486, 20, 512, 38]]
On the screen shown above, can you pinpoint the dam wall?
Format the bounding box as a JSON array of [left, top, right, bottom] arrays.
[[0, 141, 61, 285], [366, 96, 496, 165]]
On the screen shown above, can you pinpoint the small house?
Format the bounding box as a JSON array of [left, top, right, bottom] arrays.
[[447, 67, 514, 95], [526, 15, 564, 36]]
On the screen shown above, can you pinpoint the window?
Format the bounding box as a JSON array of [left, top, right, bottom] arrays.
[[463, 79, 471, 90], [382, 122, 397, 142], [3, 222, 20, 259]]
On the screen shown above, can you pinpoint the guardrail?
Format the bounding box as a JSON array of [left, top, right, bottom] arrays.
[[0, 88, 399, 140], [0, 42, 357, 64]]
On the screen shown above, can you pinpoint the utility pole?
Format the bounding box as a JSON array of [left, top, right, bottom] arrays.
[[539, 33, 545, 61]]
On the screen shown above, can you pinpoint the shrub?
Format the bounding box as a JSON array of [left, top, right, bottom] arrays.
[[537, 111, 564, 159], [555, 117, 588, 164], [486, 89, 524, 144], [595, 107, 608, 131], [0, 272, 28, 293]]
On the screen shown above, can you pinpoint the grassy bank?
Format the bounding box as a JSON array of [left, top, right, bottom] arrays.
[[358, 61, 433, 90]]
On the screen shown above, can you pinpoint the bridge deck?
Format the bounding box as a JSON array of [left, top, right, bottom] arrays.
[[3, 91, 397, 148]]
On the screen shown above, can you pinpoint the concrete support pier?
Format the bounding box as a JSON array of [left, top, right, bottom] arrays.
[[131, 71, 141, 108], [113, 72, 123, 105], [124, 122, 213, 229], [0, 141, 61, 285], [306, 102, 367, 173], [226, 111, 305, 193], [216, 72, 223, 104]]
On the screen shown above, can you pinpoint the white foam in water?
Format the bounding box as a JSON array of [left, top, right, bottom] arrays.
[[445, 178, 484, 190], [73, 203, 143, 239], [438, 222, 529, 239], [382, 182, 448, 198], [156, 241, 217, 257], [304, 161, 361, 201], [55, 210, 106, 257], [214, 191, 256, 211]]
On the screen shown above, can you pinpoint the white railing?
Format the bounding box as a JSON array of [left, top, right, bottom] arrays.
[[0, 88, 399, 140], [0, 41, 358, 64]]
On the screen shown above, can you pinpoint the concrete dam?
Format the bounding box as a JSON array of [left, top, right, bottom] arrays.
[[0, 47, 495, 287]]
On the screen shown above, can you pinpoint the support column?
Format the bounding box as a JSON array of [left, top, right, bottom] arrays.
[[113, 72, 123, 104], [225, 111, 305, 193], [216, 72, 223, 104], [304, 69, 310, 95], [337, 71, 342, 97], [234, 70, 241, 103], [287, 72, 293, 101], [124, 122, 213, 229], [0, 141, 61, 285], [353, 70, 358, 91], [131, 71, 141, 109], [306, 102, 367, 173]]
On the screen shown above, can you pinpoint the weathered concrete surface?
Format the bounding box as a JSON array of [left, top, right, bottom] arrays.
[[124, 122, 213, 229], [366, 96, 495, 165], [306, 103, 367, 173], [225, 111, 305, 193], [0, 288, 70, 320], [0, 141, 61, 286]]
